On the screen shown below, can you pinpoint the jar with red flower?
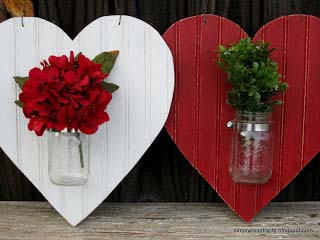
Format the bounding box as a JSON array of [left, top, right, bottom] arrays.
[[14, 50, 120, 186]]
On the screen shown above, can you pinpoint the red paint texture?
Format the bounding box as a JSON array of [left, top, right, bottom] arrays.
[[163, 14, 320, 221]]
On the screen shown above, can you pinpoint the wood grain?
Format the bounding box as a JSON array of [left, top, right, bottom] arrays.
[[0, 202, 319, 239]]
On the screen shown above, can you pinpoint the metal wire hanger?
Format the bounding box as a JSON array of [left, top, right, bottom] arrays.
[[116, 0, 122, 25], [21, 0, 26, 27]]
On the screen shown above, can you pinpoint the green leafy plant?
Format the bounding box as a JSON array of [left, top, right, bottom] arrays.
[[217, 38, 288, 112]]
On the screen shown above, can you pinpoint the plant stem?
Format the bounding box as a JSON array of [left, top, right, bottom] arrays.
[[77, 133, 84, 169]]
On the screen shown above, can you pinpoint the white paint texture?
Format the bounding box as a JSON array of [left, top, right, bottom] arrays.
[[0, 16, 174, 226]]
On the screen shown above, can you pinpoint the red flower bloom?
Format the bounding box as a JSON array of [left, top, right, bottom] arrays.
[[19, 51, 114, 136]]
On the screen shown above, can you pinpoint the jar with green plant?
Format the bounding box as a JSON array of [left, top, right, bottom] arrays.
[[217, 38, 289, 184]]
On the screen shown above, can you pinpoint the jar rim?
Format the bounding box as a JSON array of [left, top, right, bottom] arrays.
[[48, 129, 84, 133], [236, 111, 272, 122], [236, 111, 272, 116]]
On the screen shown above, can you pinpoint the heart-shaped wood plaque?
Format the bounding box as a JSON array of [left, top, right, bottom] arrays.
[[164, 14, 320, 221], [0, 16, 174, 226]]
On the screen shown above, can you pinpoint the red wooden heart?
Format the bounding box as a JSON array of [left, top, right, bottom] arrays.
[[163, 14, 320, 221]]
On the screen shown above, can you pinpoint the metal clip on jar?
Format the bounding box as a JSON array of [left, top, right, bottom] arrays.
[[227, 112, 273, 184]]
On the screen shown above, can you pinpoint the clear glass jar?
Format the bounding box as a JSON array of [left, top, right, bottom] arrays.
[[228, 112, 273, 184], [48, 130, 89, 186]]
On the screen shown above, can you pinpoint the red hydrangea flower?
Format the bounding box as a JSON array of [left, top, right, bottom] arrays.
[[18, 51, 116, 136]]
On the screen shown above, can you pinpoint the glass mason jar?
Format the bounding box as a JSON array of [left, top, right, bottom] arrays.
[[227, 112, 273, 184], [48, 130, 90, 186]]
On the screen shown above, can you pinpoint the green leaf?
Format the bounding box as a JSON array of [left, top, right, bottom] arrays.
[[273, 100, 283, 105], [278, 82, 289, 92], [252, 62, 259, 72], [101, 82, 119, 93], [14, 76, 28, 89], [254, 91, 261, 102], [218, 45, 226, 53], [248, 89, 254, 96], [92, 50, 119, 74], [15, 100, 24, 108]]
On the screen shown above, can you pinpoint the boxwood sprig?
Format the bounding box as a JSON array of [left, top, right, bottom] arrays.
[[217, 38, 288, 112]]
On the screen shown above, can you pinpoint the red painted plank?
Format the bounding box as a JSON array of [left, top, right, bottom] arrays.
[[164, 14, 320, 221], [173, 16, 198, 168], [197, 15, 219, 185], [253, 21, 286, 212], [217, 19, 249, 217]]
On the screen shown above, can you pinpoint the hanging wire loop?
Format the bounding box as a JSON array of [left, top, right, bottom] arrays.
[[116, 0, 122, 25], [21, 0, 26, 27]]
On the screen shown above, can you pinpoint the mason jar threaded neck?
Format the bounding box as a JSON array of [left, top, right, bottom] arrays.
[[236, 111, 272, 122]]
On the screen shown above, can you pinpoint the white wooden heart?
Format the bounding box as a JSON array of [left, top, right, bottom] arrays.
[[0, 16, 174, 226]]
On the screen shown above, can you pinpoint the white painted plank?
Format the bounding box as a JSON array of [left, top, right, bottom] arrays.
[[14, 17, 41, 193], [0, 20, 17, 165], [36, 18, 72, 216]]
